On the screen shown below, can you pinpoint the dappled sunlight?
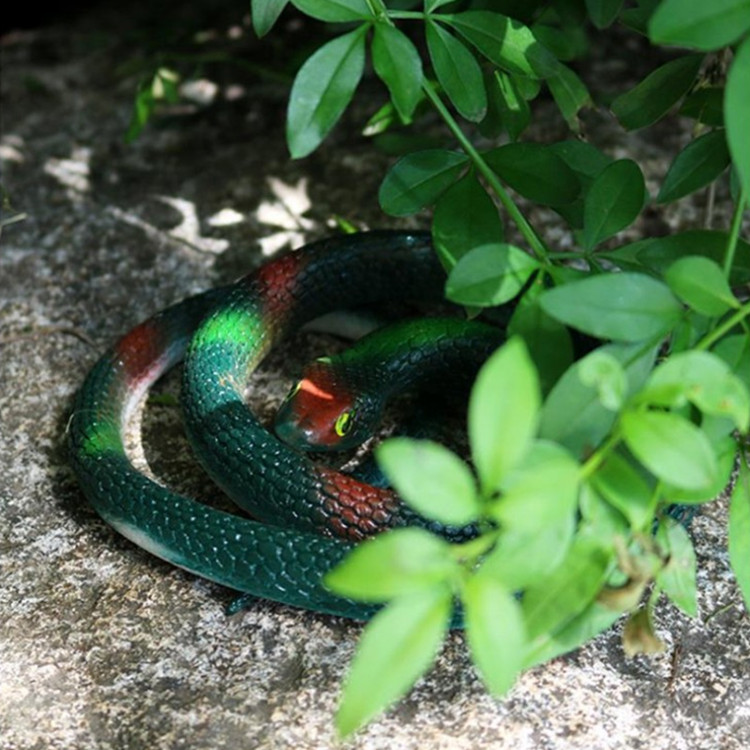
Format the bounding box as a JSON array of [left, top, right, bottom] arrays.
[[180, 78, 219, 106], [104, 178, 320, 262], [43, 146, 92, 196], [0, 134, 25, 164], [107, 195, 237, 256], [207, 207, 243, 227], [153, 195, 229, 254], [255, 176, 317, 256]]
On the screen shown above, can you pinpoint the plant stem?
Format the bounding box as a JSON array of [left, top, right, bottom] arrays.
[[420, 80, 549, 262], [722, 185, 748, 279], [579, 429, 621, 481], [366, 0, 548, 260], [387, 10, 426, 20], [450, 529, 499, 564], [696, 297, 750, 351]]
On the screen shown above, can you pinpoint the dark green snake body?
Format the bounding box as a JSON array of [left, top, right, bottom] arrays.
[[69, 231, 504, 619]]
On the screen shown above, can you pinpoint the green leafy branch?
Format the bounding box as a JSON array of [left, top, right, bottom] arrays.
[[241, 0, 750, 738], [325, 273, 750, 734]]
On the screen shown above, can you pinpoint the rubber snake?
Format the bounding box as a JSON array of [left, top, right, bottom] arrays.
[[274, 315, 503, 454], [68, 231, 501, 620]]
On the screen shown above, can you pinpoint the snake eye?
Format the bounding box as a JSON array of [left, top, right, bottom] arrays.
[[334, 410, 354, 437]]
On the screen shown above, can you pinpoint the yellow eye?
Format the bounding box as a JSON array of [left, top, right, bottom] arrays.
[[334, 410, 354, 437]]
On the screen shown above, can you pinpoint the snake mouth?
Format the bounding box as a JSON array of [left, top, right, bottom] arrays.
[[274, 366, 358, 451], [274, 415, 320, 451]]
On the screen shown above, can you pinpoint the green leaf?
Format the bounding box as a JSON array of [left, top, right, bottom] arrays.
[[680, 86, 724, 127], [513, 74, 542, 100], [469, 337, 541, 494], [379, 149, 467, 216], [531, 22, 588, 62], [492, 440, 580, 530], [376, 438, 480, 526], [324, 528, 457, 602], [485, 143, 581, 206], [521, 532, 611, 640], [579, 482, 631, 544], [592, 452, 656, 529], [540, 272, 682, 342], [611, 54, 703, 130], [669, 311, 712, 353], [614, 230, 750, 285], [507, 283, 574, 395], [620, 0, 660, 33], [726, 37, 750, 197], [426, 0, 454, 10], [445, 243, 539, 306], [713, 334, 750, 389], [577, 350, 627, 411], [638, 350, 750, 431], [426, 20, 487, 122], [363, 100, 401, 138], [662, 436, 737, 505], [125, 68, 180, 143], [335, 587, 452, 737], [481, 515, 575, 590], [523, 598, 622, 668], [585, 0, 624, 28], [251, 0, 290, 36], [657, 130, 731, 203], [547, 141, 614, 227], [442, 11, 559, 79], [432, 172, 504, 272], [540, 342, 657, 457], [551, 142, 613, 185], [153, 68, 180, 103], [125, 85, 154, 143], [700, 415, 738, 446], [729, 461, 750, 611], [547, 63, 592, 133], [665, 255, 738, 315], [582, 159, 646, 249], [291, 0, 372, 22], [655, 519, 698, 617], [482, 71, 531, 141], [649, 0, 750, 50], [621, 410, 718, 491], [287, 27, 367, 158], [463, 575, 526, 695], [372, 25, 423, 122]]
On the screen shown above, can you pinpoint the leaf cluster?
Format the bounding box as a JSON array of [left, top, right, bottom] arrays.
[[243, 0, 750, 737]]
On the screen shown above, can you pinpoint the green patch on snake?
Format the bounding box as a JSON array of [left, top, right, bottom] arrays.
[[193, 305, 264, 348], [80, 423, 121, 456]]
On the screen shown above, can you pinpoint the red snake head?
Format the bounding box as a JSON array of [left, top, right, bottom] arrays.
[[274, 358, 366, 451]]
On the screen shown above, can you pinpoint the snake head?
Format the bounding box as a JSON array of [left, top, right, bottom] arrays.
[[274, 358, 376, 452]]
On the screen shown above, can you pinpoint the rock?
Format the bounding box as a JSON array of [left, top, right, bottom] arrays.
[[1, 5, 748, 749]]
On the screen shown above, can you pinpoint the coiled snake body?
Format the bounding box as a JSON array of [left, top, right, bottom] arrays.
[[69, 231, 496, 619]]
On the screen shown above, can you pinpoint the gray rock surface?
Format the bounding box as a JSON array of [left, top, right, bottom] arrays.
[[1, 6, 749, 749]]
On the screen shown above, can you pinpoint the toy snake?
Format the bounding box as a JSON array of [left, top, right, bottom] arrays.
[[68, 231, 501, 619], [274, 316, 503, 453]]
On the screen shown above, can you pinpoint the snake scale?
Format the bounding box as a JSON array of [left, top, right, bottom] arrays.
[[69, 231, 502, 620]]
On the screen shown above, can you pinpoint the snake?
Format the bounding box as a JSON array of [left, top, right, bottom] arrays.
[[68, 230, 503, 620], [274, 316, 503, 454]]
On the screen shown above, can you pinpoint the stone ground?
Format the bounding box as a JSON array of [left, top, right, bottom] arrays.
[[1, 3, 749, 749]]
